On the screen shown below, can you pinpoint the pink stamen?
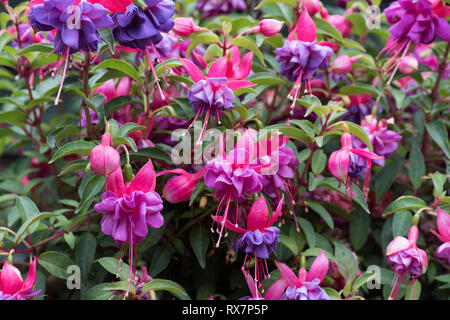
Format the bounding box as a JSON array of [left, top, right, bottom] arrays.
[[215, 195, 231, 248], [55, 46, 70, 105]]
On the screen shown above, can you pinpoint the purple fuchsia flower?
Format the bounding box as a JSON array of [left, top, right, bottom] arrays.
[[212, 195, 284, 288], [179, 57, 255, 145], [8, 23, 34, 48], [430, 207, 450, 264], [266, 251, 331, 300], [328, 130, 383, 198], [94, 160, 163, 294], [342, 94, 376, 124], [28, 0, 113, 105], [275, 10, 333, 115], [386, 226, 428, 300], [0, 259, 40, 300], [196, 0, 246, 18], [380, 0, 450, 85], [353, 115, 402, 167]]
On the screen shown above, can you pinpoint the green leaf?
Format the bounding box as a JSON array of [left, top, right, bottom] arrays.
[[334, 241, 358, 283], [331, 121, 374, 152], [311, 150, 327, 175], [76, 233, 97, 283], [189, 180, 206, 207], [104, 96, 142, 117], [104, 281, 135, 294], [0, 110, 27, 127], [117, 122, 146, 138], [14, 212, 61, 242], [339, 83, 380, 96], [425, 120, 450, 158], [64, 232, 75, 249], [383, 196, 427, 217], [76, 175, 106, 213], [58, 159, 89, 176], [189, 226, 209, 269], [375, 156, 404, 201], [94, 59, 143, 84], [83, 283, 114, 300], [230, 36, 265, 66], [353, 271, 378, 291], [392, 210, 412, 237], [405, 281, 421, 300], [49, 141, 96, 163], [297, 218, 316, 248], [149, 244, 174, 277], [314, 17, 344, 41], [247, 72, 288, 86], [142, 279, 190, 300], [256, 0, 296, 9], [97, 257, 129, 281], [98, 28, 115, 54], [38, 251, 74, 279], [259, 124, 311, 145], [303, 248, 337, 263], [15, 196, 40, 233], [279, 234, 299, 255], [306, 200, 334, 229], [346, 13, 367, 36], [408, 141, 425, 189], [186, 32, 220, 59], [349, 207, 370, 251], [19, 43, 54, 54]]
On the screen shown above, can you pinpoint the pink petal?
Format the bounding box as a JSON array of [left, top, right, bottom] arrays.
[[296, 10, 317, 42], [275, 261, 300, 287], [127, 160, 156, 193], [208, 56, 228, 78], [230, 46, 241, 70], [0, 261, 23, 295], [20, 259, 37, 293], [243, 269, 261, 299], [211, 215, 247, 234], [328, 149, 350, 183], [386, 236, 411, 256], [116, 77, 131, 96], [306, 250, 329, 283], [179, 58, 206, 82], [106, 167, 125, 197], [436, 207, 450, 241], [350, 148, 383, 161], [227, 80, 256, 90], [247, 196, 269, 231], [266, 195, 284, 228], [265, 279, 287, 300], [234, 52, 253, 80]]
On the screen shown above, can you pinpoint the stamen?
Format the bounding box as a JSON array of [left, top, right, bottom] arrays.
[[55, 46, 70, 105]]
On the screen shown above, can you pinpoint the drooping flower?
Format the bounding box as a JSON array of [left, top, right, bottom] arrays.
[[89, 132, 121, 176], [28, 0, 114, 104], [353, 115, 402, 167], [196, 0, 246, 18], [430, 207, 450, 263], [380, 0, 450, 85], [275, 10, 333, 115], [212, 195, 284, 287], [266, 251, 331, 300], [158, 168, 206, 204], [328, 131, 383, 197], [0, 259, 40, 300], [180, 57, 255, 145], [386, 226, 428, 300], [93, 160, 164, 294]]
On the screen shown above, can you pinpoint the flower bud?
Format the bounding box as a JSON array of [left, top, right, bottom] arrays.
[[302, 0, 321, 16], [398, 56, 418, 74], [256, 19, 284, 36], [330, 55, 353, 74], [173, 17, 200, 37], [162, 169, 205, 204], [89, 133, 120, 176]]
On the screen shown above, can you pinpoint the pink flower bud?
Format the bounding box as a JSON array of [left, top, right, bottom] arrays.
[[325, 15, 352, 37], [398, 56, 418, 74], [89, 133, 120, 177], [330, 55, 353, 74], [257, 19, 284, 36], [173, 17, 200, 37], [302, 0, 321, 16], [162, 169, 205, 204]]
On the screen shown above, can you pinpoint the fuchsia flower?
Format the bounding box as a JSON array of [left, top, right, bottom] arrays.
[[275, 10, 333, 114], [94, 160, 163, 293], [430, 207, 450, 263], [212, 195, 284, 287], [158, 168, 206, 203], [0, 259, 40, 300], [266, 251, 330, 300], [89, 133, 121, 176], [328, 131, 383, 197], [386, 226, 428, 300], [179, 57, 255, 145]]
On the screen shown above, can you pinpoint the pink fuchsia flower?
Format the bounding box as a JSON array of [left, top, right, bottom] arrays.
[[302, 0, 321, 16], [179, 57, 255, 145], [252, 19, 284, 37], [386, 226, 428, 300], [212, 195, 284, 287], [353, 115, 402, 167], [0, 259, 40, 300], [173, 17, 202, 37], [158, 168, 206, 203], [328, 131, 383, 197], [93, 160, 163, 294], [275, 10, 333, 114], [89, 133, 121, 176], [430, 207, 450, 263], [267, 251, 330, 300]]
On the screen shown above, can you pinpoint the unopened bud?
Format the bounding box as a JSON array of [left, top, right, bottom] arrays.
[[254, 19, 284, 37], [89, 133, 120, 176], [173, 17, 201, 37], [398, 56, 418, 74]]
